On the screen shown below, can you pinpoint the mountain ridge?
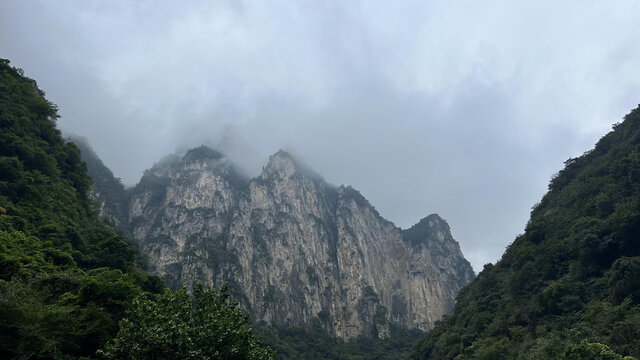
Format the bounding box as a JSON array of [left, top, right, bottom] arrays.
[[80, 142, 474, 340]]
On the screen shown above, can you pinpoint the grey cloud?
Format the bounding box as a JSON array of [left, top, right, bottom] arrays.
[[2, 0, 640, 272]]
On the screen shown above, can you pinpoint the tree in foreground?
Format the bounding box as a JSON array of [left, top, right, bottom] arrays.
[[98, 282, 274, 360], [563, 340, 634, 360]]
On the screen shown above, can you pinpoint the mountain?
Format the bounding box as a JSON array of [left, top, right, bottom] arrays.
[[97, 146, 474, 340], [410, 106, 640, 359]]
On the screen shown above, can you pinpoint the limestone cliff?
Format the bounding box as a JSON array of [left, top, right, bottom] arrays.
[[122, 146, 474, 339]]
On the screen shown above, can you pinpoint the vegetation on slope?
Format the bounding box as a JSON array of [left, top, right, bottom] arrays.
[[410, 106, 640, 359], [71, 135, 129, 230], [256, 323, 424, 360], [0, 58, 161, 359], [0, 59, 272, 359]]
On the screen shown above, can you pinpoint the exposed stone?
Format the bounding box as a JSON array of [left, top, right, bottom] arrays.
[[122, 147, 474, 339]]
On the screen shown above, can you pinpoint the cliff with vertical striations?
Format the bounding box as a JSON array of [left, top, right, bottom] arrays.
[[87, 145, 474, 340]]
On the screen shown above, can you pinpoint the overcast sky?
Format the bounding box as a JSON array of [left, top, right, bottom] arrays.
[[2, 1, 640, 272]]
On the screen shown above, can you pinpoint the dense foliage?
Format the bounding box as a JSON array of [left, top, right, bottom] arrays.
[[410, 106, 640, 359], [99, 282, 274, 360], [0, 58, 167, 359], [256, 323, 424, 360]]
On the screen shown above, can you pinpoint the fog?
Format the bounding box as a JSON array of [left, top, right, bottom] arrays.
[[2, 1, 640, 272]]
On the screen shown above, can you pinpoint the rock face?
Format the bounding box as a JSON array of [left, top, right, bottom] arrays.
[[124, 146, 474, 339]]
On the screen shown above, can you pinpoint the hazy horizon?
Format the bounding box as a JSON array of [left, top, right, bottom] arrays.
[[2, 1, 640, 272]]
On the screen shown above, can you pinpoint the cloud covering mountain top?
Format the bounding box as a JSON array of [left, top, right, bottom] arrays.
[[2, 0, 639, 271]]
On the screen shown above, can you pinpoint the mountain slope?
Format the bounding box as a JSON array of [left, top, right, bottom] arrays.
[[410, 106, 640, 359], [0, 58, 165, 359], [126, 147, 475, 340], [70, 135, 128, 229]]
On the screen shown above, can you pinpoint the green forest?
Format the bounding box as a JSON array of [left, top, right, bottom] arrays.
[[409, 107, 640, 358]]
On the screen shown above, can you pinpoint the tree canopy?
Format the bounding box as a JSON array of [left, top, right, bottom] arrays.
[[99, 282, 273, 360]]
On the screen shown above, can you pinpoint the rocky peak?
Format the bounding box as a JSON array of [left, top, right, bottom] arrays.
[[177, 146, 236, 175], [119, 146, 475, 340], [182, 145, 224, 163], [261, 150, 296, 179], [404, 214, 451, 246], [141, 146, 229, 176], [139, 146, 247, 191], [422, 213, 450, 231], [261, 150, 324, 183], [402, 214, 475, 311]]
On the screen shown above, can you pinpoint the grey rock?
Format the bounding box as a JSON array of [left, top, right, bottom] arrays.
[[124, 147, 474, 339]]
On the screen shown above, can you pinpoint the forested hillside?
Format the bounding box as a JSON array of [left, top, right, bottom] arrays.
[[0, 57, 166, 358], [410, 106, 640, 359], [0, 59, 271, 359]]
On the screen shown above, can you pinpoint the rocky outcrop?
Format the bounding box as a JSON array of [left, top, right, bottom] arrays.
[[402, 215, 476, 314], [124, 146, 474, 340]]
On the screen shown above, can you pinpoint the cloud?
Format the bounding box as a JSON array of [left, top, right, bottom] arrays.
[[2, 0, 640, 271]]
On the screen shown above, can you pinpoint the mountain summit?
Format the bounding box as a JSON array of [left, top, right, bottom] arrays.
[[261, 149, 325, 182]]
